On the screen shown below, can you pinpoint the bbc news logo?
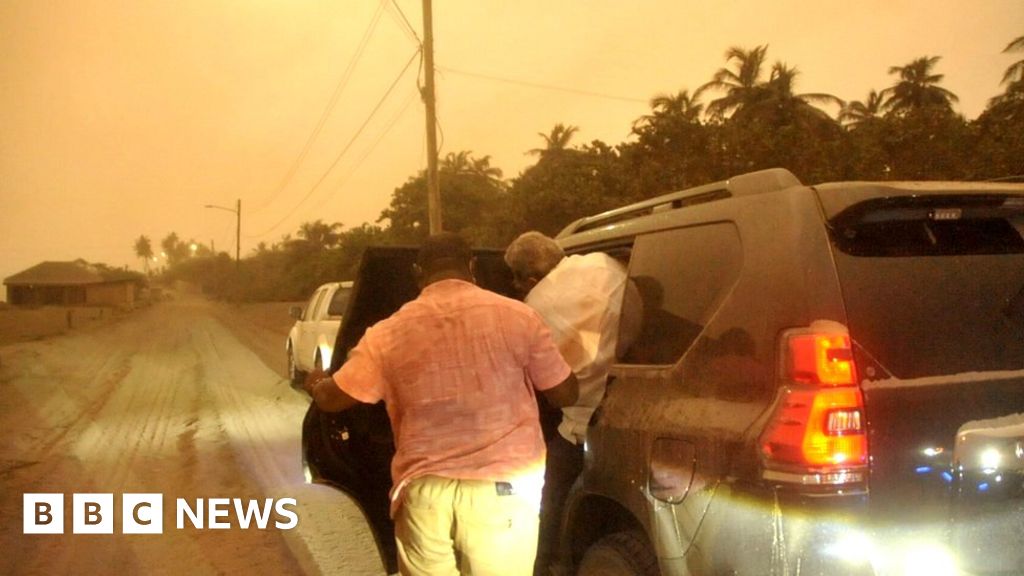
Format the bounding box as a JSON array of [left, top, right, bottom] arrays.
[[24, 494, 298, 534]]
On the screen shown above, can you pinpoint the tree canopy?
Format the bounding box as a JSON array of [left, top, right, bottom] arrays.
[[154, 39, 1024, 302]]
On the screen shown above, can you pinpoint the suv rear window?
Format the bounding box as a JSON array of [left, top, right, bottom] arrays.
[[828, 196, 1024, 379]]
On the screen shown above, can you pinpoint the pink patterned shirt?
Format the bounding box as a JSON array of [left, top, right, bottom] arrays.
[[332, 279, 571, 516]]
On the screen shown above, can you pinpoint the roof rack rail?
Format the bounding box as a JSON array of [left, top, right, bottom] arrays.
[[556, 168, 801, 238], [984, 175, 1024, 183]]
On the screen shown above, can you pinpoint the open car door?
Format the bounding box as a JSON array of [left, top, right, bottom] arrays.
[[301, 245, 516, 573]]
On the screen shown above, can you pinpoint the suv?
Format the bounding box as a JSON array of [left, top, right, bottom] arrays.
[[287, 281, 353, 386], [303, 170, 1024, 575]]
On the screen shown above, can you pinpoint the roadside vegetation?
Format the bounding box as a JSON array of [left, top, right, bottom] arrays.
[[145, 41, 1024, 302]]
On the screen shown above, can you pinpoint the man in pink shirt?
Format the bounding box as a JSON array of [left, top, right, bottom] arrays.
[[309, 232, 578, 576]]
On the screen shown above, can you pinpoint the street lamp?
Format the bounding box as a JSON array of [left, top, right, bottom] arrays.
[[204, 199, 241, 269]]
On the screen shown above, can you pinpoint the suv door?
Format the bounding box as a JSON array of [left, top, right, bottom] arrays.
[[301, 246, 515, 574], [576, 223, 751, 565]]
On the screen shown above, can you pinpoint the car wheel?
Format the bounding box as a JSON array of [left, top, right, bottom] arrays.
[[577, 531, 659, 576], [288, 345, 306, 386]]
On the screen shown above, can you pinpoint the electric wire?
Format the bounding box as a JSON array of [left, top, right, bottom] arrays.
[[309, 85, 420, 215], [248, 48, 421, 239], [250, 0, 389, 215], [387, 0, 421, 45], [431, 53, 443, 157], [435, 65, 649, 104]]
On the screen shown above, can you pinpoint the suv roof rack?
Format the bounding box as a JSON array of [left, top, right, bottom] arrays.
[[555, 168, 802, 238]]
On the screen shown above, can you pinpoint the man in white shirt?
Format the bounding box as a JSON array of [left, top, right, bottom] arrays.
[[504, 231, 632, 575]]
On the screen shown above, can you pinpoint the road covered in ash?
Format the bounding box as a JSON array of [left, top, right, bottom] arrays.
[[0, 295, 385, 575]]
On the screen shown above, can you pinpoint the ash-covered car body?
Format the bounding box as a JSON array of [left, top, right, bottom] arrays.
[[551, 170, 1024, 575]]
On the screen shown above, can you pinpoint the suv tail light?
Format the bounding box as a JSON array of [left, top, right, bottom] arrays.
[[759, 322, 868, 487]]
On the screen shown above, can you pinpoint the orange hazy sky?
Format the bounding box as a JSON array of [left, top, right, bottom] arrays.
[[2, 1, 1022, 296]]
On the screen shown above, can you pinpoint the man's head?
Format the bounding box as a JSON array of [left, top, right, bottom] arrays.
[[503, 231, 565, 296], [415, 231, 474, 287]]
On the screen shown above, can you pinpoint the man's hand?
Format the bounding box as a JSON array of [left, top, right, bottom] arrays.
[[303, 368, 328, 395], [306, 370, 362, 413]]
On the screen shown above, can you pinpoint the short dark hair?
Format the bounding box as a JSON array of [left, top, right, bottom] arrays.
[[417, 232, 473, 276]]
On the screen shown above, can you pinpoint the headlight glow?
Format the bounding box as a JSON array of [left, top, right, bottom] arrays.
[[824, 533, 960, 576], [822, 530, 874, 565], [900, 541, 958, 576], [980, 447, 1002, 471]]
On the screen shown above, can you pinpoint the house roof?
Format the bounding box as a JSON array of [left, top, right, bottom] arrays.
[[4, 260, 143, 286]]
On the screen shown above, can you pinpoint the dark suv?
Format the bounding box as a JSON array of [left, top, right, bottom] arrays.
[[303, 169, 1024, 575]]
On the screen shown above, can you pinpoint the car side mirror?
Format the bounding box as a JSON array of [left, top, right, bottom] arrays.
[[289, 305, 303, 320]]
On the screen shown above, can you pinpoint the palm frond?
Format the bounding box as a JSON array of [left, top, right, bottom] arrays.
[[1004, 35, 1024, 53], [799, 93, 845, 107], [1002, 61, 1024, 85]]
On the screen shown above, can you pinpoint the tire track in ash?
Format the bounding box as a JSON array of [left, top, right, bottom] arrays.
[[197, 303, 386, 576], [0, 299, 307, 575]]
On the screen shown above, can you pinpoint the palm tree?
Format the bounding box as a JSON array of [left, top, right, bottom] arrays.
[[719, 62, 842, 127], [441, 151, 473, 173], [469, 155, 503, 184], [840, 90, 885, 127], [297, 220, 343, 249], [134, 235, 153, 274], [1000, 34, 1024, 86], [762, 63, 843, 112], [529, 123, 579, 156], [989, 35, 1024, 108], [441, 151, 503, 184], [633, 89, 704, 131], [697, 45, 770, 119], [881, 56, 959, 113], [650, 90, 704, 121]]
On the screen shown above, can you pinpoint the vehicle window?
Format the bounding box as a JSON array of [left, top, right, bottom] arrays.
[[831, 202, 1024, 379], [833, 217, 1024, 257], [833, 249, 1024, 380], [621, 223, 743, 365], [314, 288, 335, 320], [327, 285, 352, 317], [304, 288, 326, 321], [562, 245, 637, 358]]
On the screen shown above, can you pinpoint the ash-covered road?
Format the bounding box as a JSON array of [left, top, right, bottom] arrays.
[[0, 296, 385, 575]]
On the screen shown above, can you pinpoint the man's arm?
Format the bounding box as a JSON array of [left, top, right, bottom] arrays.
[[305, 369, 362, 413], [541, 372, 579, 408]]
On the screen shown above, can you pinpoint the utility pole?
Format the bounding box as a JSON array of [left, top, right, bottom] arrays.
[[204, 199, 241, 271], [422, 0, 442, 234], [235, 198, 241, 270]]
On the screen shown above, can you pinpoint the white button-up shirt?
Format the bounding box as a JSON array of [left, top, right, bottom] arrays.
[[525, 253, 628, 444]]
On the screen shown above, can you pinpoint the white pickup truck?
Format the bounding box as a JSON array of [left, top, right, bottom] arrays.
[[286, 281, 353, 385]]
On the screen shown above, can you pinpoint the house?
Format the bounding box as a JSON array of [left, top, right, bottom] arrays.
[[4, 260, 145, 308]]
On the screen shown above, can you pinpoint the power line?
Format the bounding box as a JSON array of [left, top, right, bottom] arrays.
[[309, 85, 420, 215], [387, 0, 421, 45], [250, 0, 389, 215], [436, 65, 649, 104], [248, 48, 422, 239]]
